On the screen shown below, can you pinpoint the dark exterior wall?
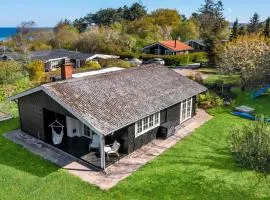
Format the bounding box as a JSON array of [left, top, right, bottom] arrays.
[[143, 44, 174, 55], [18, 91, 75, 141], [192, 96, 197, 117], [165, 103, 181, 127], [121, 102, 182, 154]]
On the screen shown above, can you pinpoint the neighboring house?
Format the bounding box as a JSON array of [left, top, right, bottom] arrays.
[[0, 45, 13, 53], [142, 40, 193, 55], [0, 52, 21, 61], [185, 40, 206, 52], [30, 49, 119, 71], [10, 64, 206, 169]]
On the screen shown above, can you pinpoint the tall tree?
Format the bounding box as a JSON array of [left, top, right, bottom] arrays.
[[247, 13, 260, 33], [198, 0, 227, 67], [239, 25, 247, 35], [263, 17, 270, 38], [73, 18, 88, 33], [229, 18, 239, 41], [125, 2, 147, 21]]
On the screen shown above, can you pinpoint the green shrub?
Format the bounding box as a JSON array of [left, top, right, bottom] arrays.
[[118, 52, 139, 59], [82, 61, 101, 70], [26, 60, 45, 82], [139, 52, 208, 66], [99, 59, 132, 68], [198, 92, 223, 109], [0, 61, 24, 84], [228, 120, 270, 174]]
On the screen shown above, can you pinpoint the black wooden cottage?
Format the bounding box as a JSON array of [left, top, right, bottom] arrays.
[[10, 65, 207, 169]]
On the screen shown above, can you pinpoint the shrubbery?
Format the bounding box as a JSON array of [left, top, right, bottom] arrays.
[[228, 120, 270, 174], [99, 59, 132, 68], [26, 60, 46, 82], [139, 52, 208, 66], [0, 61, 24, 84], [198, 92, 223, 109], [82, 61, 101, 70]]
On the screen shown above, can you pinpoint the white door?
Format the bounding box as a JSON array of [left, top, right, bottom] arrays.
[[180, 97, 193, 123]]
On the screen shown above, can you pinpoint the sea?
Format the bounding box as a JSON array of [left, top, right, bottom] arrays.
[[0, 27, 17, 41]]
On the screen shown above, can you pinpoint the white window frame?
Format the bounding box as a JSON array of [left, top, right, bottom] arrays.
[[135, 112, 160, 138], [180, 97, 193, 123], [154, 49, 160, 55]]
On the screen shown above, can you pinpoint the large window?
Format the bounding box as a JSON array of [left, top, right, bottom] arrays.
[[135, 112, 160, 138], [180, 97, 193, 123]]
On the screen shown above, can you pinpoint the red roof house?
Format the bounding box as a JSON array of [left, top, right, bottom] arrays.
[[143, 40, 193, 55]]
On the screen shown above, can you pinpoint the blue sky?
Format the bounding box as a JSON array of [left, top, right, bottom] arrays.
[[1, 0, 269, 27]]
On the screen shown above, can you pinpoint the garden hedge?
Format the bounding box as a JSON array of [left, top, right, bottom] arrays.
[[139, 52, 208, 66]]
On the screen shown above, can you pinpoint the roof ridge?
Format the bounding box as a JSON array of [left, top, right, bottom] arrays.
[[45, 64, 163, 87]]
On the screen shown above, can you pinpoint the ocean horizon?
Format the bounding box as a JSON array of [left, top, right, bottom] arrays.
[[0, 27, 17, 41]]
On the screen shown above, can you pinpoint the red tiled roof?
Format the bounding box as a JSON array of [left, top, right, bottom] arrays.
[[160, 40, 193, 52]]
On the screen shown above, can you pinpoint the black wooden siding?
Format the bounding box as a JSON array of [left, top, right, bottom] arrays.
[[18, 91, 197, 156], [18, 91, 75, 141]]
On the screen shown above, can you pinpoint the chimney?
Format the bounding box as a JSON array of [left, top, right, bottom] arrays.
[[61, 59, 73, 80], [174, 39, 177, 48]]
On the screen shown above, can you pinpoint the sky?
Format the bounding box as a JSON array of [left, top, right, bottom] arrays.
[[0, 0, 269, 27]]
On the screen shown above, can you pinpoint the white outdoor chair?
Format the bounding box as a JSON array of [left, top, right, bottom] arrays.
[[104, 140, 121, 159], [89, 134, 100, 152]]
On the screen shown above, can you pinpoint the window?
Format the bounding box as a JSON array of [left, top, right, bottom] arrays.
[[165, 50, 173, 55], [149, 115, 154, 127], [83, 124, 97, 139], [84, 124, 91, 138], [154, 49, 160, 55], [180, 97, 193, 123], [135, 112, 160, 138]]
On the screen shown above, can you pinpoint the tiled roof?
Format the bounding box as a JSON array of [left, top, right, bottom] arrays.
[[30, 49, 94, 61], [42, 65, 206, 135], [159, 40, 193, 52]]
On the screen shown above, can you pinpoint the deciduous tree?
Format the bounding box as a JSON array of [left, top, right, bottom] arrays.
[[217, 34, 270, 90]]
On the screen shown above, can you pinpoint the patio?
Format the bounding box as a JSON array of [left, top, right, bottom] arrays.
[[5, 109, 212, 190]]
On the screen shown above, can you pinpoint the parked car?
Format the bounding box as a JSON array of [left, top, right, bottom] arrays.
[[125, 58, 143, 66], [143, 58, 165, 65]]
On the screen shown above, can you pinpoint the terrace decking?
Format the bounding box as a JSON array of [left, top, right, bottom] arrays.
[[5, 109, 212, 190]]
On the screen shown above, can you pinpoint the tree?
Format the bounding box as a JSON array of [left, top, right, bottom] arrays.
[[151, 9, 181, 27], [73, 18, 88, 33], [247, 13, 260, 33], [53, 22, 79, 49], [173, 20, 200, 41], [263, 17, 270, 38], [26, 60, 45, 82], [197, 0, 228, 67], [239, 25, 248, 35], [217, 34, 270, 90], [125, 2, 147, 21], [14, 21, 37, 68], [229, 18, 239, 41]]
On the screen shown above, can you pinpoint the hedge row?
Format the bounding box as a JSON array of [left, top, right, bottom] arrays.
[[139, 52, 208, 66]]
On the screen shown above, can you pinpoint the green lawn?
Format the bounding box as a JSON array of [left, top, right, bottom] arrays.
[[1, 95, 270, 199], [234, 88, 270, 116]]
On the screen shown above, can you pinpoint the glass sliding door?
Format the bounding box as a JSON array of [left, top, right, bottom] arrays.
[[180, 97, 193, 123]]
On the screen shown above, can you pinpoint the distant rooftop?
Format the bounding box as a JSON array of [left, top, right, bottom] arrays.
[[72, 67, 123, 78]]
